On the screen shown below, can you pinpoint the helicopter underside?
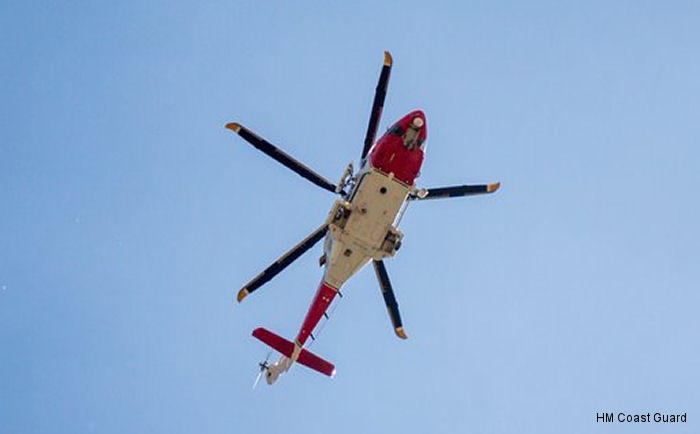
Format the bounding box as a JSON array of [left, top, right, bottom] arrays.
[[323, 167, 409, 288]]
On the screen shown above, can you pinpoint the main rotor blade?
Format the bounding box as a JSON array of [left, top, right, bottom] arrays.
[[226, 123, 337, 194], [237, 224, 328, 303], [409, 182, 501, 200], [360, 51, 393, 161], [372, 260, 406, 339]]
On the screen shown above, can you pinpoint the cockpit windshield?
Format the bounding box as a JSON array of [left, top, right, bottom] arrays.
[[403, 126, 420, 150], [388, 125, 405, 136], [388, 121, 425, 151]]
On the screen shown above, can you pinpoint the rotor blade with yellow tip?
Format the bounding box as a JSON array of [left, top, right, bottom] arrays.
[[372, 259, 407, 339], [361, 51, 393, 161], [226, 123, 337, 194], [408, 182, 501, 200], [237, 224, 329, 303]]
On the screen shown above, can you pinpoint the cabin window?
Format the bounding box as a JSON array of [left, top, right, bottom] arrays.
[[388, 125, 405, 136], [403, 126, 420, 150]]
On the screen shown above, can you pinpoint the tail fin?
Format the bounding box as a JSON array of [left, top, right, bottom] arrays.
[[252, 327, 336, 377]]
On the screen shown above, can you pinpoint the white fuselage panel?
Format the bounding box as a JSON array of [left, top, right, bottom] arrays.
[[323, 168, 409, 288]]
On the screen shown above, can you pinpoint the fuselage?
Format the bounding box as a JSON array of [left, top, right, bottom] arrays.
[[266, 110, 427, 384]]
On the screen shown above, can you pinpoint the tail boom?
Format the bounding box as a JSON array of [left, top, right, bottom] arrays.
[[296, 281, 339, 346]]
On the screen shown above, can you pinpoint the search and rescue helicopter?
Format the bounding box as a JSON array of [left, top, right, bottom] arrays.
[[227, 51, 499, 387]]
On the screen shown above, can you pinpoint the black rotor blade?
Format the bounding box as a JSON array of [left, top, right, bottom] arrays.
[[226, 123, 337, 194], [409, 182, 501, 200], [237, 224, 328, 303], [372, 260, 406, 339], [361, 51, 393, 161]]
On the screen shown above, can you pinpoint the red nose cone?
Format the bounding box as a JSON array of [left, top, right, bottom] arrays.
[[408, 110, 427, 142], [402, 109, 426, 134], [368, 110, 427, 186]]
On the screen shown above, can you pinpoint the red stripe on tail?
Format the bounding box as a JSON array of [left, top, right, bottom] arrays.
[[296, 281, 338, 346]]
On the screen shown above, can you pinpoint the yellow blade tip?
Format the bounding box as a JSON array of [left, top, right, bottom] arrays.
[[225, 122, 242, 133], [395, 327, 407, 339], [237, 288, 249, 303], [487, 182, 501, 193], [383, 51, 393, 66]]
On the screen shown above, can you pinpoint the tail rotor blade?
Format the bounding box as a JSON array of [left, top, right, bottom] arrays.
[[226, 123, 337, 194], [361, 51, 393, 161], [252, 351, 272, 390], [252, 370, 264, 389], [372, 260, 406, 339]]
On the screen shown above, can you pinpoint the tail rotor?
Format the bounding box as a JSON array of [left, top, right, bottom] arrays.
[[252, 351, 272, 389]]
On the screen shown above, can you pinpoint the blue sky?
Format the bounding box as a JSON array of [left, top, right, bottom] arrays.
[[2, 1, 699, 433]]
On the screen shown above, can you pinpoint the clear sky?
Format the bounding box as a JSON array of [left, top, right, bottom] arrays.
[[2, 1, 699, 433]]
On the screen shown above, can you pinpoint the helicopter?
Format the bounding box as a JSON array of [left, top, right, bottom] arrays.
[[227, 51, 499, 386]]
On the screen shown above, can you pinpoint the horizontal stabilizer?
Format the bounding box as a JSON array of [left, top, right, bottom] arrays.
[[252, 327, 294, 358], [252, 327, 336, 377], [297, 348, 336, 377]]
